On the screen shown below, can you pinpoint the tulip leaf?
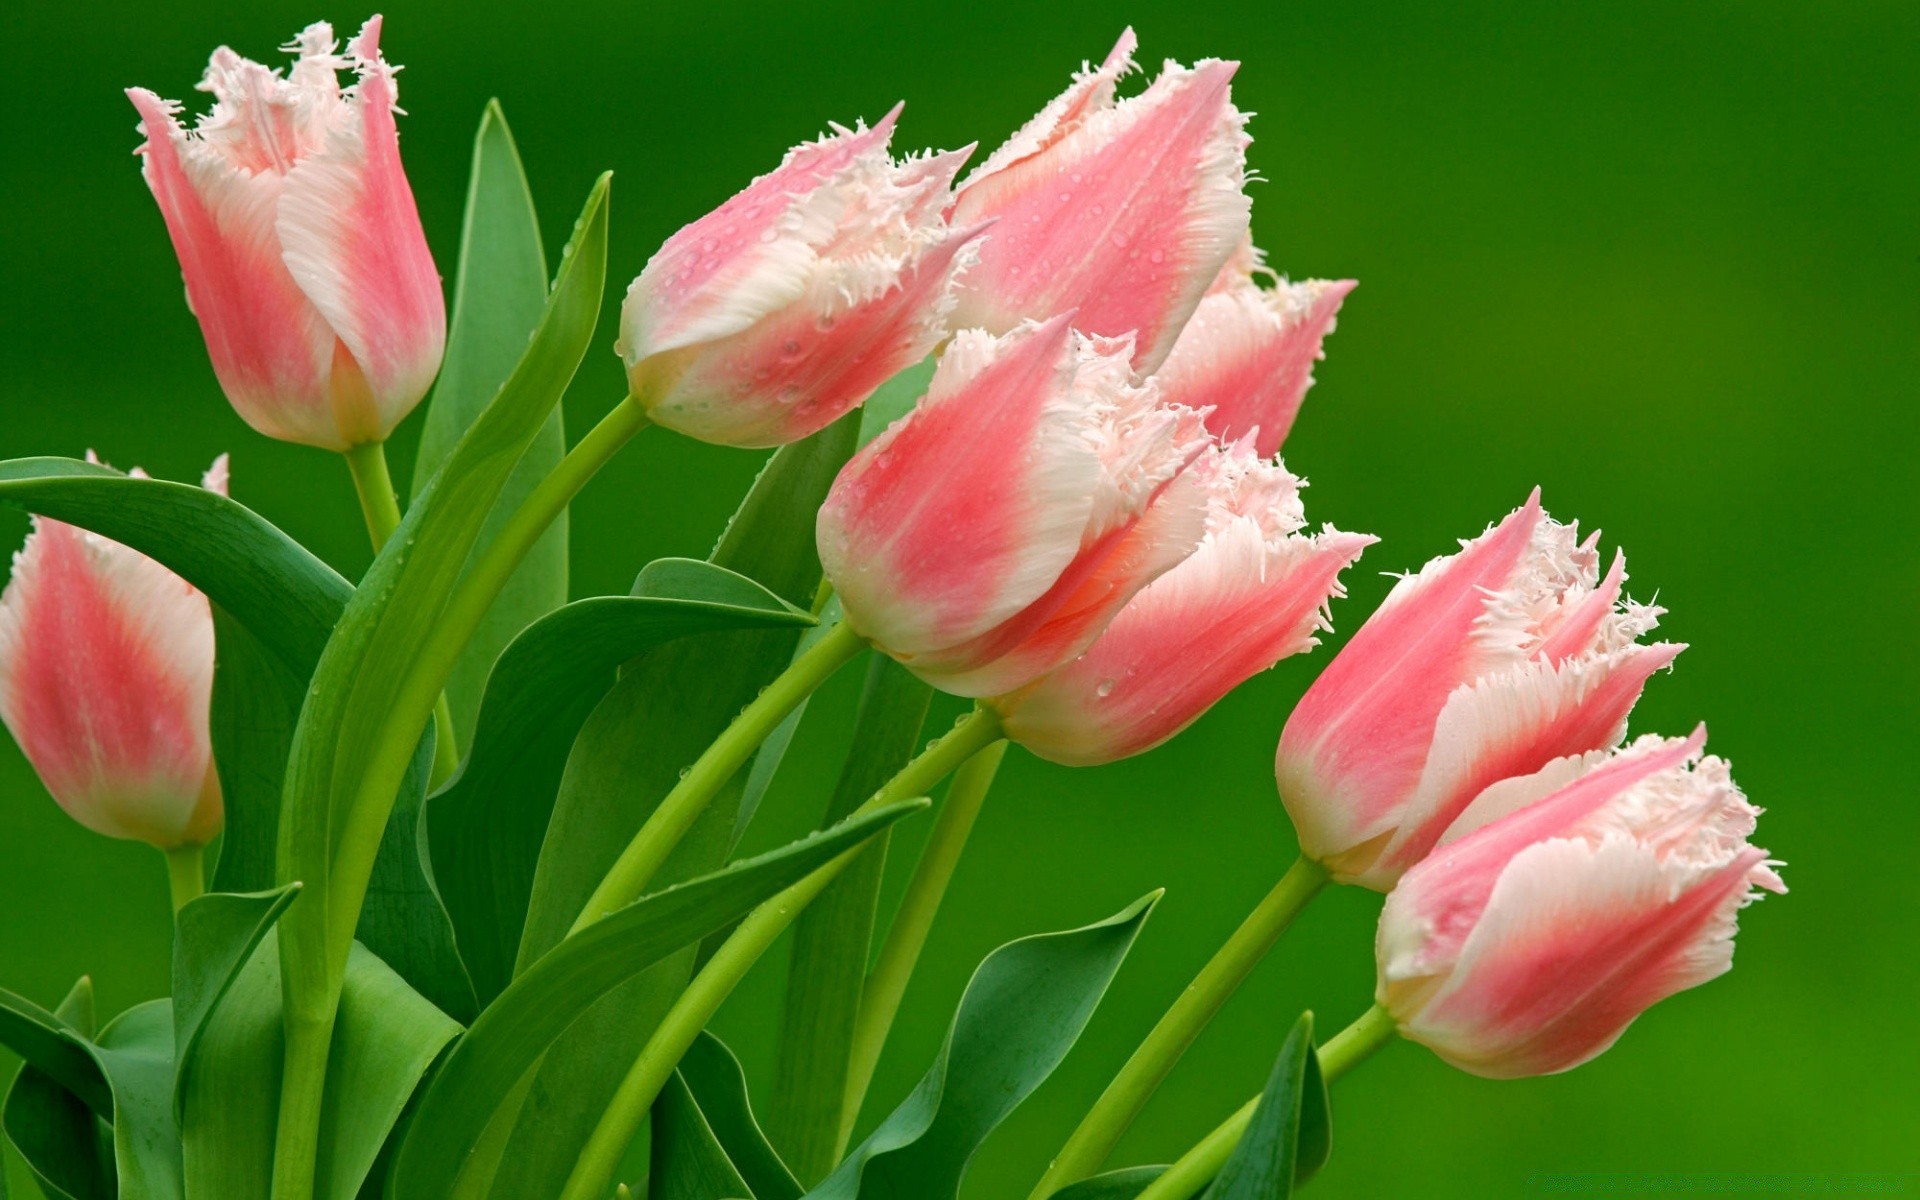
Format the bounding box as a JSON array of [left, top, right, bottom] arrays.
[[768, 654, 932, 1181], [493, 412, 862, 1199], [3, 978, 112, 1200], [806, 892, 1161, 1200], [169, 885, 300, 1117], [672, 1032, 802, 1200], [0, 988, 109, 1118], [275, 174, 608, 1042], [1202, 1013, 1331, 1200], [206, 612, 308, 894], [390, 800, 924, 1200], [89, 1000, 183, 1199], [424, 561, 812, 1009], [178, 942, 460, 1200], [1051, 1167, 1170, 1199], [414, 99, 567, 747], [650, 1072, 753, 1200]]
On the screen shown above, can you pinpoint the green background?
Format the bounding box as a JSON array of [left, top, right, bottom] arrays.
[[2, 0, 1915, 1195]]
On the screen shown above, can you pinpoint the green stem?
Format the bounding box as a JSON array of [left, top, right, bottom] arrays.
[[1132, 1004, 1398, 1200], [271, 1009, 333, 1200], [567, 619, 868, 935], [341, 440, 462, 787], [839, 738, 1008, 1151], [1032, 856, 1330, 1198], [163, 843, 205, 913], [557, 706, 1005, 1200]]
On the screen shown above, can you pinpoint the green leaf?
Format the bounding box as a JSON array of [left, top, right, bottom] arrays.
[[170, 885, 300, 1116], [808, 893, 1162, 1200], [90, 1000, 183, 1199], [276, 173, 609, 1024], [207, 612, 308, 893], [390, 801, 925, 1200], [1051, 1167, 1169, 1200], [768, 654, 932, 1182], [4, 978, 112, 1200], [677, 1033, 801, 1200], [413, 99, 567, 748], [493, 412, 862, 1199], [650, 1074, 752, 1200], [178, 943, 461, 1200], [0, 988, 109, 1118], [1204, 1015, 1330, 1199], [425, 561, 812, 1009]]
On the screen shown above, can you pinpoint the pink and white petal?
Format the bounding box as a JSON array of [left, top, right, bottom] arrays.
[[1535, 549, 1627, 664]]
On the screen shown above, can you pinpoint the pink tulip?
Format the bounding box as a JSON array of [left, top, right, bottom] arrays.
[[1275, 492, 1684, 890], [993, 444, 1373, 764], [128, 18, 445, 451], [1377, 729, 1784, 1078], [0, 456, 227, 849], [1154, 240, 1356, 457], [619, 110, 987, 448], [818, 314, 1212, 697], [947, 30, 1252, 374]]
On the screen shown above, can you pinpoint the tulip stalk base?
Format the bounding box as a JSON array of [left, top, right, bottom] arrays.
[[164, 843, 205, 913], [557, 706, 1006, 1200], [1134, 1003, 1398, 1200], [1032, 854, 1329, 1199]]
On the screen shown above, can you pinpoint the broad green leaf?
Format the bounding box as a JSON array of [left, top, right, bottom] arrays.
[[807, 893, 1161, 1200], [276, 174, 609, 1024], [169, 885, 300, 1115], [650, 1074, 752, 1200], [179, 943, 460, 1200], [678, 1032, 801, 1200], [425, 559, 811, 1007], [1204, 1016, 1330, 1199], [413, 99, 567, 747], [1051, 1167, 1168, 1200], [3, 978, 112, 1200], [390, 801, 924, 1200], [0, 988, 108, 1118], [90, 1000, 183, 1199], [207, 612, 307, 893], [768, 654, 932, 1182], [494, 412, 863, 1199]]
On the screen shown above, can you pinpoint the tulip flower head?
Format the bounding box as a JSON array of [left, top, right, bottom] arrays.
[[1377, 730, 1784, 1079], [0, 456, 227, 850], [818, 314, 1214, 697], [948, 30, 1252, 374], [128, 18, 445, 452], [1155, 240, 1356, 457], [619, 110, 987, 448], [1276, 492, 1684, 890], [993, 443, 1373, 765]]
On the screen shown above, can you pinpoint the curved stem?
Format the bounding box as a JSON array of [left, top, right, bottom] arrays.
[[567, 619, 868, 935], [1132, 1003, 1398, 1200], [1032, 856, 1330, 1198], [840, 738, 1008, 1151], [163, 843, 205, 913], [557, 706, 1005, 1200]]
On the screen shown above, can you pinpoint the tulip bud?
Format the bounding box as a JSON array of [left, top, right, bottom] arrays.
[[1276, 491, 1683, 890], [992, 443, 1373, 764], [618, 110, 986, 448], [1376, 729, 1784, 1079], [128, 18, 446, 451], [1155, 240, 1356, 457], [818, 314, 1212, 697], [948, 30, 1252, 374], [0, 456, 227, 849]]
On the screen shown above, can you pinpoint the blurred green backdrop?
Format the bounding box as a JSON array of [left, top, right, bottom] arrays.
[[2, 0, 1915, 1195]]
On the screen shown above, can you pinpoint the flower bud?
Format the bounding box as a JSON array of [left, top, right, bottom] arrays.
[[1377, 729, 1784, 1079], [1276, 492, 1683, 890], [619, 109, 986, 448], [0, 456, 227, 849], [948, 30, 1252, 374], [818, 314, 1212, 697], [128, 19, 446, 451], [992, 443, 1372, 764], [1155, 240, 1355, 457]]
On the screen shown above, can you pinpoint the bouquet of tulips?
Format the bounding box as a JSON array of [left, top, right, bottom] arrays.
[[0, 17, 1783, 1200]]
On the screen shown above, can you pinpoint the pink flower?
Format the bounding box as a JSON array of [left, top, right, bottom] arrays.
[[947, 30, 1252, 374], [128, 18, 445, 451], [1377, 729, 1784, 1079], [817, 315, 1213, 697], [0, 456, 227, 849], [1276, 492, 1684, 890], [992, 444, 1372, 764], [1154, 240, 1356, 457], [619, 110, 986, 448]]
